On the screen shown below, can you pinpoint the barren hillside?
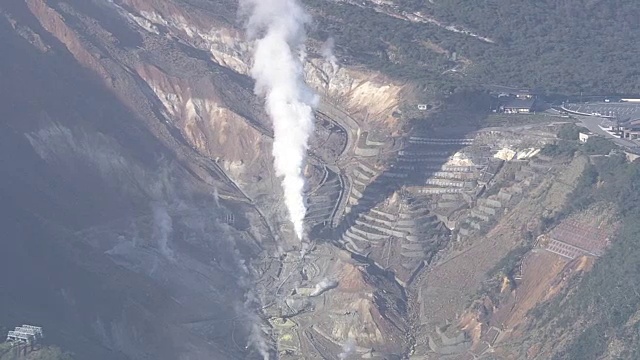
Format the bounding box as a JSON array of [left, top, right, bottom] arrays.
[[1, 1, 639, 360]]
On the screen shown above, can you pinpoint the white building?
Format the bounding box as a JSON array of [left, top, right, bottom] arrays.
[[579, 132, 592, 143]]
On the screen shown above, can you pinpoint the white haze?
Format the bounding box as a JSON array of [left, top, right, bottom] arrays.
[[321, 37, 339, 74], [338, 337, 356, 359], [151, 202, 175, 259], [212, 186, 220, 208], [241, 0, 318, 242], [233, 260, 271, 360], [309, 278, 338, 297], [215, 208, 272, 359]]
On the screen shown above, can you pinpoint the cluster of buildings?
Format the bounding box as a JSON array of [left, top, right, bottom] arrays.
[[560, 98, 640, 144], [598, 118, 640, 140], [5, 325, 43, 345], [488, 86, 540, 114], [578, 115, 640, 149], [416, 86, 542, 114]]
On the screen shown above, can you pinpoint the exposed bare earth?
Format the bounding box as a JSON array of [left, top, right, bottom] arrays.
[[0, 1, 609, 359]]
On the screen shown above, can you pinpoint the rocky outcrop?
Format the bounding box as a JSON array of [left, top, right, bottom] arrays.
[[134, 63, 268, 183], [0, 8, 275, 359], [3, 0, 418, 358], [113, 0, 406, 130]]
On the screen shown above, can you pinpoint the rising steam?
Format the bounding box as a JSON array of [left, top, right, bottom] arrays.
[[309, 278, 338, 297], [321, 37, 339, 74], [151, 202, 175, 260], [241, 0, 318, 241], [338, 337, 356, 359]]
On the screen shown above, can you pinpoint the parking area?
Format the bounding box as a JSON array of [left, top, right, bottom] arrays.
[[564, 102, 640, 119]]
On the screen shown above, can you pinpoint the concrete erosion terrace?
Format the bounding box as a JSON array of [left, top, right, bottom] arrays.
[[0, 0, 580, 359]]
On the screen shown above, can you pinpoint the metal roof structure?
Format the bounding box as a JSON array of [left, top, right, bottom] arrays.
[[5, 325, 43, 344], [503, 98, 537, 110], [486, 84, 539, 96]]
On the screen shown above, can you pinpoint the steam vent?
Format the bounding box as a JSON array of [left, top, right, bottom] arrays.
[[2, 0, 634, 359]]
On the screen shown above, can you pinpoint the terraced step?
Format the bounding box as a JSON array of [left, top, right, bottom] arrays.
[[400, 208, 431, 218], [306, 204, 335, 216], [404, 234, 440, 243], [357, 163, 377, 177], [395, 218, 417, 228], [343, 228, 378, 246], [410, 214, 440, 225], [401, 251, 426, 258], [370, 208, 397, 221], [401, 242, 426, 251], [318, 177, 341, 186], [309, 194, 332, 203], [342, 235, 366, 253], [350, 221, 388, 238], [419, 164, 476, 172], [398, 156, 452, 163], [425, 179, 466, 188], [307, 203, 335, 213], [350, 186, 364, 199], [435, 201, 463, 209], [515, 169, 536, 181], [478, 198, 502, 208], [362, 213, 396, 227], [352, 178, 369, 187], [413, 187, 465, 194], [350, 196, 380, 208], [398, 150, 452, 156], [427, 171, 477, 180], [497, 190, 512, 201], [354, 218, 408, 237], [381, 171, 409, 178], [408, 137, 474, 145], [530, 160, 552, 170], [353, 168, 372, 180], [470, 209, 491, 222], [395, 164, 416, 171], [401, 261, 422, 270], [477, 205, 497, 216]]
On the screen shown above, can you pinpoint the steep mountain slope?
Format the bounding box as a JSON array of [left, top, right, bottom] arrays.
[[2, 1, 640, 359], [0, 0, 413, 358], [0, 6, 266, 359], [305, 0, 640, 95]]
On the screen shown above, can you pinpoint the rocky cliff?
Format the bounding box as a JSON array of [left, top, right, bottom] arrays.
[[0, 0, 415, 359], [0, 1, 602, 359]]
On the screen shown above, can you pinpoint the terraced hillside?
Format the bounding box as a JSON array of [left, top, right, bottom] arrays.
[[2, 0, 639, 359]]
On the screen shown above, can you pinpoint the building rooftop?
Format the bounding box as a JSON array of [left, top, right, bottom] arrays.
[[564, 102, 640, 119], [6, 325, 43, 344], [549, 220, 609, 256], [486, 85, 538, 96], [621, 118, 640, 128], [503, 98, 536, 109]]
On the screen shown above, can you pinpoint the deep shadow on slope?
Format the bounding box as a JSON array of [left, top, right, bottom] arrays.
[[330, 92, 491, 242], [0, 7, 262, 360]]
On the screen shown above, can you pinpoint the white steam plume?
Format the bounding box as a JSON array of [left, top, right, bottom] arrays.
[[233, 276, 271, 360], [241, 0, 318, 242], [321, 37, 339, 74], [309, 278, 338, 297], [151, 202, 174, 259], [217, 212, 272, 359], [338, 337, 356, 359], [212, 186, 220, 208]]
